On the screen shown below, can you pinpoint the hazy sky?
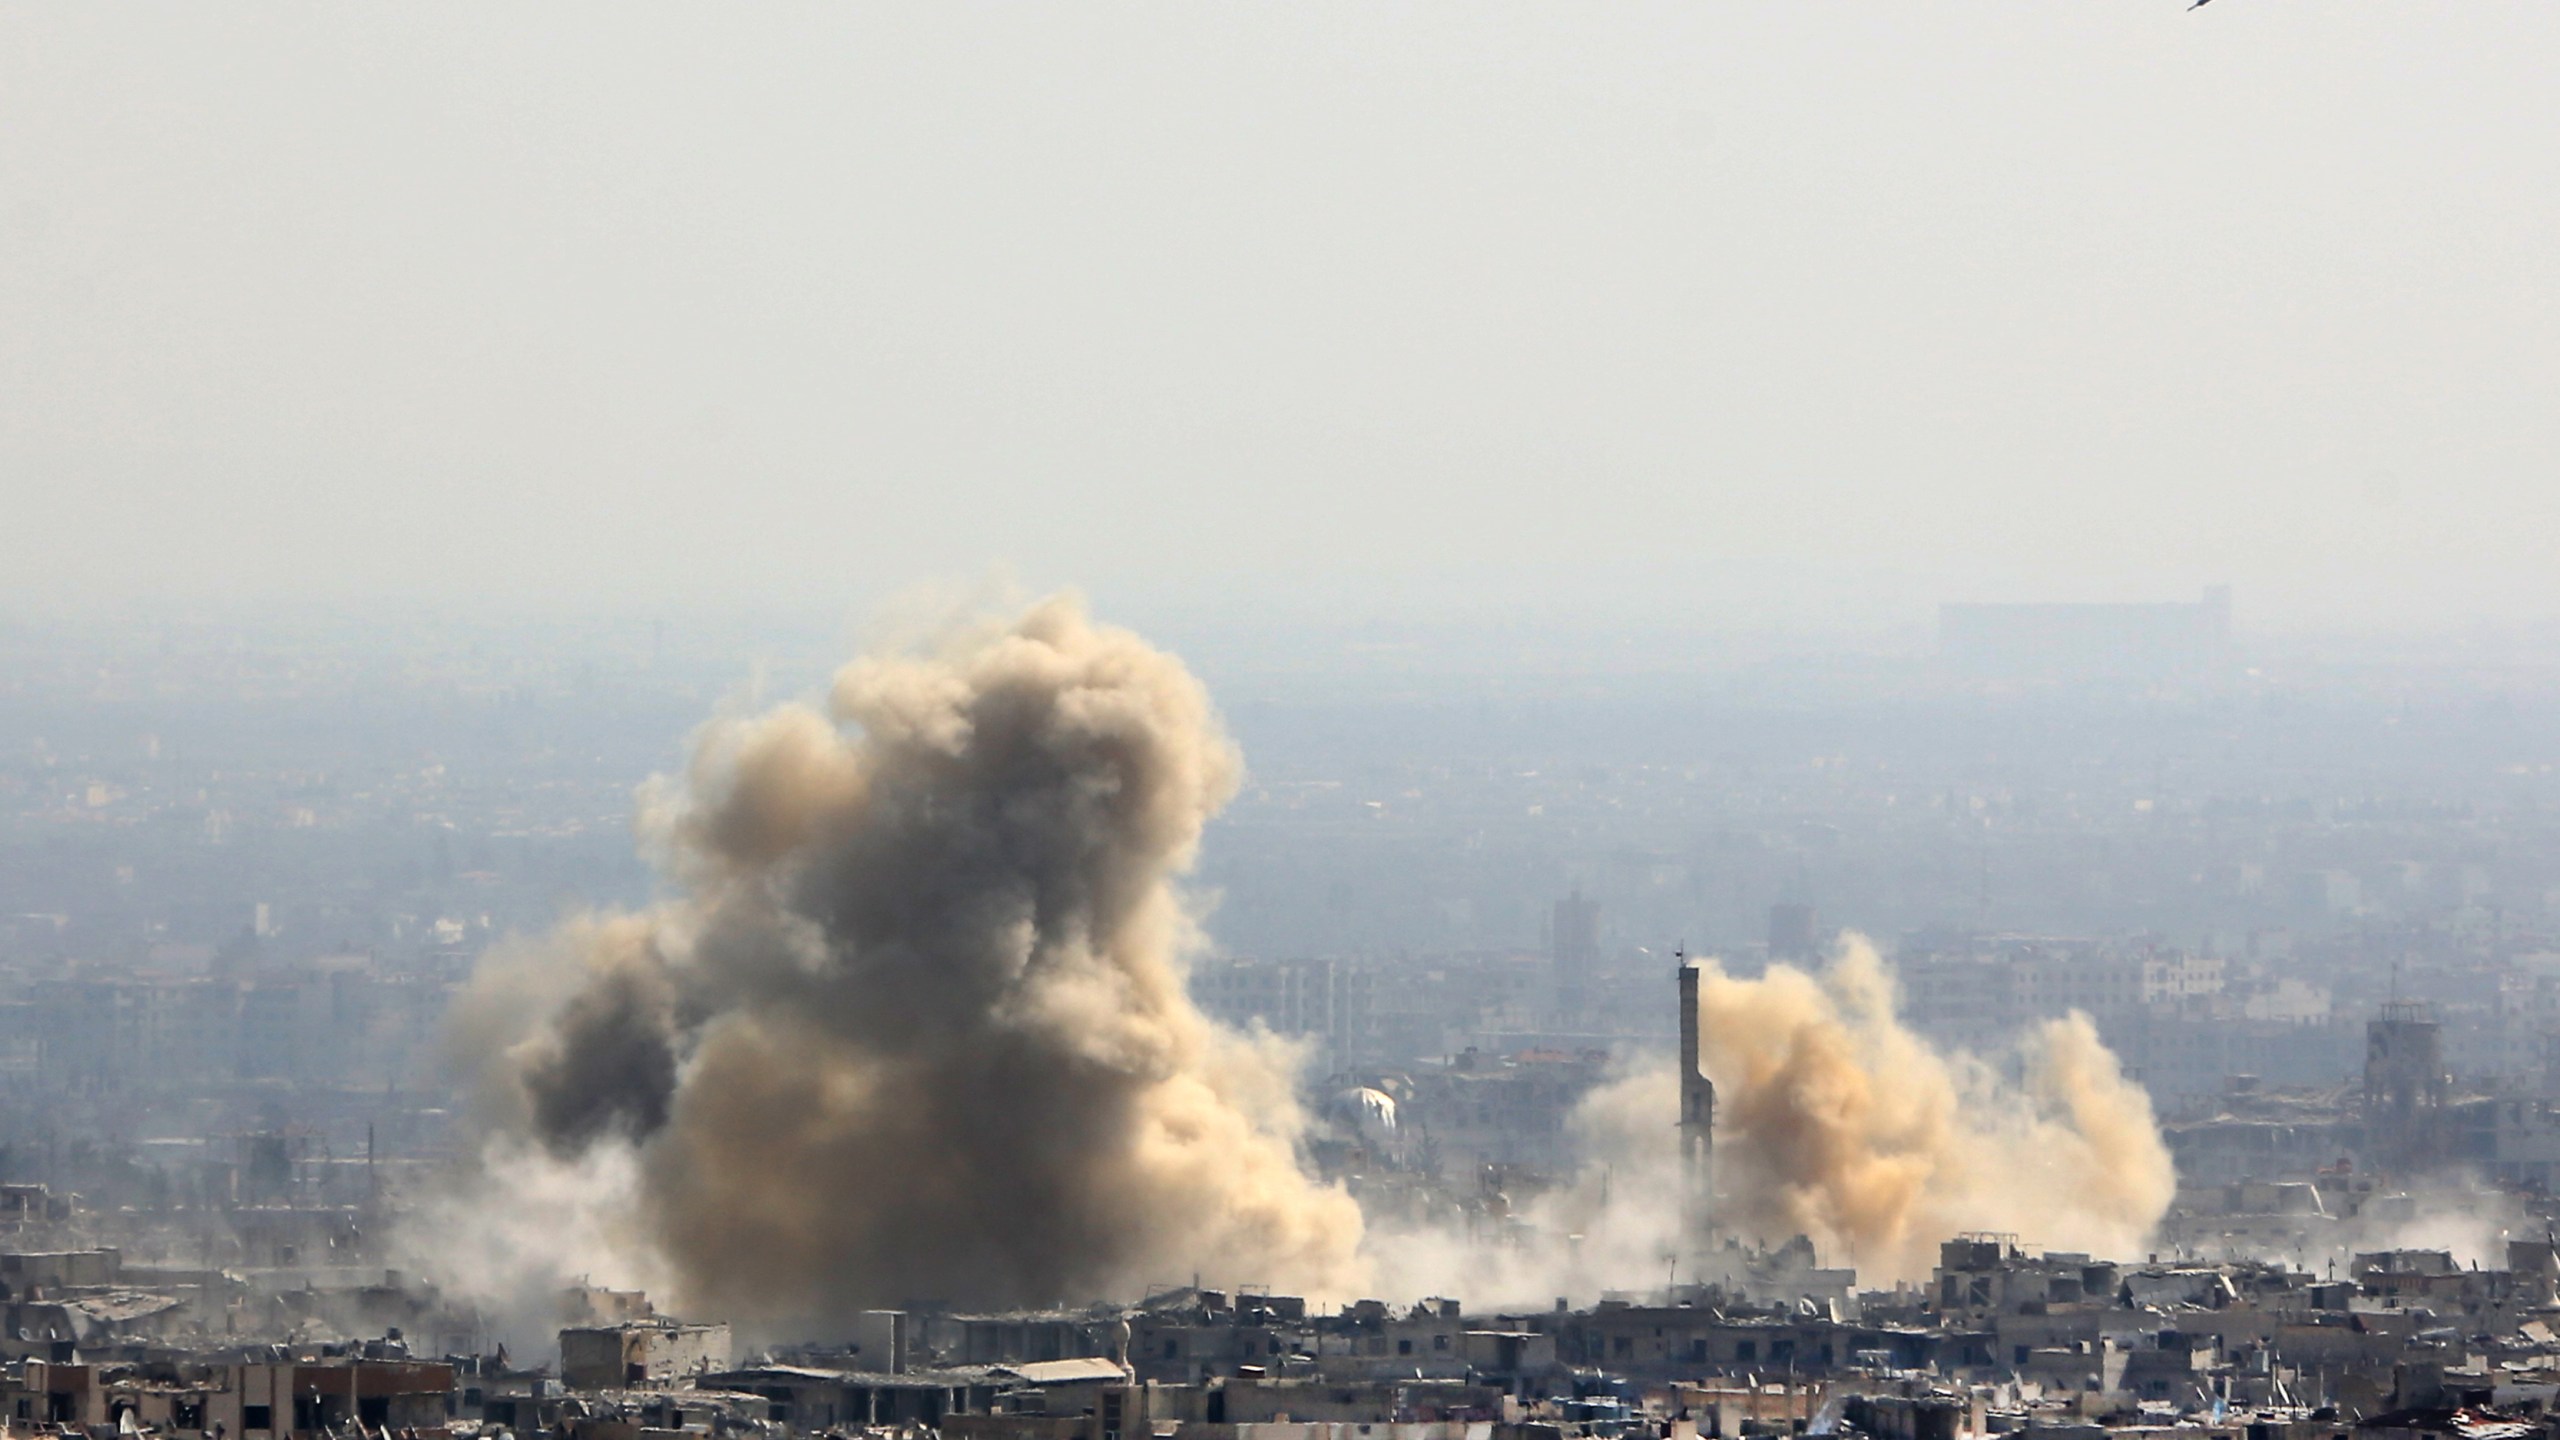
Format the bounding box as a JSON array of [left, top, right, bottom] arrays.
[[3, 6, 2554, 637]]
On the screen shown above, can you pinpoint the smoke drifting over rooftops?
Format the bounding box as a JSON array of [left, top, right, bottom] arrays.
[[430, 596, 2173, 1328], [1370, 938, 2173, 1303], [1693, 939, 2174, 1280], [448, 595, 1365, 1327]]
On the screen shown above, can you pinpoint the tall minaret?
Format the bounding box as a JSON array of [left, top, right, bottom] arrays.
[[1677, 955, 1715, 1261]]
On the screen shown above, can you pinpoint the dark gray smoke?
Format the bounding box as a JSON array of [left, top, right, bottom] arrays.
[[519, 931, 680, 1151], [454, 597, 1365, 1326]]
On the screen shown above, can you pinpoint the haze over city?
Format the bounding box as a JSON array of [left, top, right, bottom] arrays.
[[7, 6, 2560, 641], [3, 9, 2560, 1440]]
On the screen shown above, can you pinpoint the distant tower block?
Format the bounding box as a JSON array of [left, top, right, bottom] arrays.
[[1768, 902, 1819, 961], [1677, 958, 1715, 1257], [2364, 1001, 2448, 1174], [1552, 888, 1600, 967], [1552, 887, 1600, 1014]]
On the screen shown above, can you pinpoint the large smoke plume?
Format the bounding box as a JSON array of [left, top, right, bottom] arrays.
[[1376, 938, 2174, 1301], [443, 596, 1365, 1327], [429, 595, 2172, 1327], [1690, 938, 2174, 1279]]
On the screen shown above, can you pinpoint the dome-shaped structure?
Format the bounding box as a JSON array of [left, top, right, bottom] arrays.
[[1324, 1086, 1399, 1146]]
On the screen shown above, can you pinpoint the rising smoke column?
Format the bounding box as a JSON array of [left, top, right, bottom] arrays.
[[1695, 938, 2174, 1280], [1364, 939, 2174, 1307], [456, 596, 1365, 1325]]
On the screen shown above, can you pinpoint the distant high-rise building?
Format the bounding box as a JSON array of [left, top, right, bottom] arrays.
[[2364, 1001, 2448, 1173], [1768, 902, 1820, 961], [1550, 887, 1600, 1016], [1939, 585, 2232, 682], [1551, 888, 1599, 971], [1189, 956, 1372, 1073]]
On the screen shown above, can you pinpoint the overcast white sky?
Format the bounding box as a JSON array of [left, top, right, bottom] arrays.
[[2, 5, 2554, 638]]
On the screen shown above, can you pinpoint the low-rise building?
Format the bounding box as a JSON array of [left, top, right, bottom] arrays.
[[560, 1319, 734, 1391]]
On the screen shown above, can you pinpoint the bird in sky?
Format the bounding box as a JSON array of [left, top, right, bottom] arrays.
[[2189, 0, 2212, 8]]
